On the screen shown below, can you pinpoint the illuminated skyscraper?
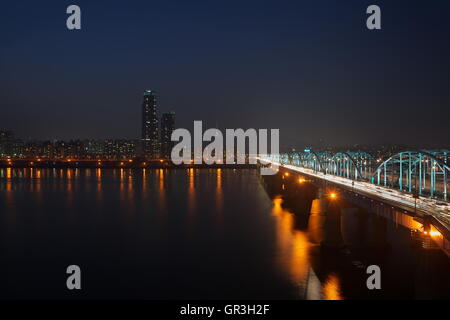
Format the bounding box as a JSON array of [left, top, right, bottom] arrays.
[[160, 112, 175, 159], [141, 90, 159, 158]]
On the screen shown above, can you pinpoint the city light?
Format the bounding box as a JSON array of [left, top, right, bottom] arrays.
[[1, 1, 449, 303]]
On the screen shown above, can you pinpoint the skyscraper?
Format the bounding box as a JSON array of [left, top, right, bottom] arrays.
[[141, 90, 159, 158], [160, 112, 175, 159]]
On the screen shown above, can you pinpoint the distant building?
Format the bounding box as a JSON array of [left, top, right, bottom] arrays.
[[100, 139, 138, 160], [0, 130, 13, 141], [83, 139, 104, 158], [141, 90, 159, 159], [0, 131, 14, 157], [160, 112, 175, 159]]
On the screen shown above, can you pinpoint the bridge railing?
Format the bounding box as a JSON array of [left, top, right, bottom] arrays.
[[373, 150, 449, 200], [261, 149, 449, 202]]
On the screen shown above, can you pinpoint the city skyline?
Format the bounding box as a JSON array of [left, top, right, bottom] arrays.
[[3, 88, 444, 157], [0, 89, 178, 159]]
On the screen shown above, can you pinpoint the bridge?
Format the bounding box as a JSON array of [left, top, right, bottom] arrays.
[[259, 149, 450, 232]]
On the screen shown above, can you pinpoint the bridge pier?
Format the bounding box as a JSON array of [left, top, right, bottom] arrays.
[[340, 207, 359, 248], [324, 200, 343, 248]]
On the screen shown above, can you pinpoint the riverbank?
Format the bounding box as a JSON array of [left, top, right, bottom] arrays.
[[0, 158, 257, 169]]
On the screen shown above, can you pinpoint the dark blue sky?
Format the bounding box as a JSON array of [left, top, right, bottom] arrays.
[[1, 0, 449, 148]]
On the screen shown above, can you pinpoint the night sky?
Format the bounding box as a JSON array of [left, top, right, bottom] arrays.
[[1, 0, 449, 148]]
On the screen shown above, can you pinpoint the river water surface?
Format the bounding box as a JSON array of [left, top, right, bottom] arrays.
[[0, 168, 448, 299]]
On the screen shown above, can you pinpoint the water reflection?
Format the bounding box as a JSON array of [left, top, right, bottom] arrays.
[[0, 168, 448, 299], [215, 169, 224, 224], [158, 169, 166, 212], [66, 168, 73, 205], [187, 168, 196, 228], [322, 274, 343, 300], [128, 170, 133, 200], [271, 196, 343, 300], [5, 168, 13, 206], [263, 172, 450, 299], [142, 168, 147, 193], [119, 168, 125, 202]]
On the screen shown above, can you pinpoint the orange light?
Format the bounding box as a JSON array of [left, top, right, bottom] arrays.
[[120, 162, 124, 166], [159, 160, 163, 163], [284, 172, 290, 177], [272, 196, 283, 207], [330, 192, 337, 200], [128, 159, 132, 163], [143, 162, 146, 166], [298, 178, 305, 183]]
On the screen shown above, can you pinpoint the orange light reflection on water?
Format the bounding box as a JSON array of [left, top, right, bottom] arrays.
[[215, 169, 224, 225], [322, 274, 343, 300], [187, 168, 196, 228], [271, 196, 310, 287], [271, 196, 344, 300]]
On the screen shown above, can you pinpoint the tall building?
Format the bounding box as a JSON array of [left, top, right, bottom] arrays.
[[141, 90, 159, 158], [160, 112, 175, 159]]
